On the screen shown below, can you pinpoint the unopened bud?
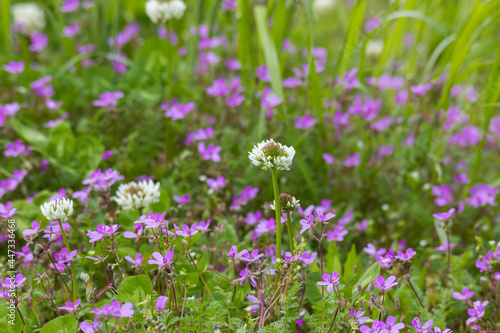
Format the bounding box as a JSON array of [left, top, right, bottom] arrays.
[[357, 284, 363, 293], [201, 244, 207, 252], [395, 299, 400, 309], [80, 273, 90, 284], [206, 265, 214, 272]]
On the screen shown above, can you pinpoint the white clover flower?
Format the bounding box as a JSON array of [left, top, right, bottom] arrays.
[[11, 2, 46, 35], [145, 0, 186, 24], [271, 193, 300, 213], [249, 139, 295, 171], [41, 198, 74, 222], [366, 39, 384, 58], [112, 180, 161, 211], [313, 0, 336, 15]]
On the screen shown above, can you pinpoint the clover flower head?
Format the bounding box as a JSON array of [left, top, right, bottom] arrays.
[[271, 193, 300, 213], [41, 198, 73, 222], [248, 139, 295, 171], [11, 2, 46, 35], [145, 0, 186, 24], [112, 180, 161, 211]]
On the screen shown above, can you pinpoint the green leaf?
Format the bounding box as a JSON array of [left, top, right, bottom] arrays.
[[40, 315, 77, 333], [337, 0, 367, 76], [10, 119, 48, 153], [254, 5, 284, 101], [352, 262, 380, 296], [237, 0, 254, 90], [344, 244, 361, 280], [305, 271, 322, 305], [326, 240, 342, 275], [117, 275, 154, 303]]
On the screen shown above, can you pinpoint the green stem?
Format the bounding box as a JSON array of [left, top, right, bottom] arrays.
[[271, 168, 282, 262], [57, 220, 78, 302], [285, 210, 294, 254]]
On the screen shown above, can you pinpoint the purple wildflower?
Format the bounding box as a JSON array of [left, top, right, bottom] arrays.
[[59, 299, 81, 313], [317, 271, 340, 292], [373, 275, 398, 292], [148, 251, 174, 267], [452, 287, 475, 301], [87, 225, 121, 242]]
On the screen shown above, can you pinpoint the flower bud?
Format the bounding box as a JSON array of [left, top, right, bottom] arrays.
[[271, 193, 300, 213]]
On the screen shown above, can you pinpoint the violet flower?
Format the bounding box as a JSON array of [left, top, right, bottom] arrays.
[[246, 295, 260, 313], [395, 248, 416, 262], [155, 296, 168, 312], [175, 224, 198, 237], [198, 142, 222, 162], [173, 194, 191, 205], [317, 271, 340, 292], [294, 115, 317, 130], [412, 317, 433, 333], [59, 299, 81, 313], [3, 61, 24, 74], [240, 249, 264, 262], [326, 227, 348, 242], [124, 253, 144, 268], [299, 214, 315, 234], [92, 91, 124, 109], [233, 265, 257, 287], [466, 300, 488, 325], [92, 300, 134, 318], [148, 251, 174, 267], [81, 317, 102, 333], [87, 225, 121, 242], [452, 287, 475, 301], [373, 275, 398, 292], [433, 208, 455, 221]]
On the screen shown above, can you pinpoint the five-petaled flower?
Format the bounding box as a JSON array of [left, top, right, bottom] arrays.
[[373, 275, 398, 292], [149, 251, 174, 267], [317, 271, 340, 292]]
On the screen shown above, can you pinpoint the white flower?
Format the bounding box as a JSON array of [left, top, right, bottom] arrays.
[[11, 2, 46, 35], [145, 0, 186, 24], [366, 39, 384, 58], [112, 180, 161, 211], [41, 198, 73, 222], [271, 193, 300, 213], [313, 0, 336, 15], [249, 139, 295, 171]]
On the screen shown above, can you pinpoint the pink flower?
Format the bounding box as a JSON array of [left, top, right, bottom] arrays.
[[322, 153, 335, 164], [92, 300, 134, 318], [452, 287, 475, 301], [466, 300, 488, 325], [148, 251, 174, 267], [206, 176, 227, 190], [173, 194, 191, 205], [124, 253, 144, 268], [326, 227, 348, 242], [247, 295, 260, 313], [87, 225, 121, 242], [80, 317, 102, 333], [317, 271, 340, 292], [395, 248, 416, 262], [344, 153, 360, 167], [92, 91, 124, 109], [59, 299, 81, 313], [175, 224, 198, 237], [198, 142, 221, 162], [373, 275, 398, 292], [435, 240, 455, 252], [294, 115, 317, 130], [432, 208, 455, 221], [3, 61, 24, 74], [155, 296, 168, 312], [299, 214, 315, 234]]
